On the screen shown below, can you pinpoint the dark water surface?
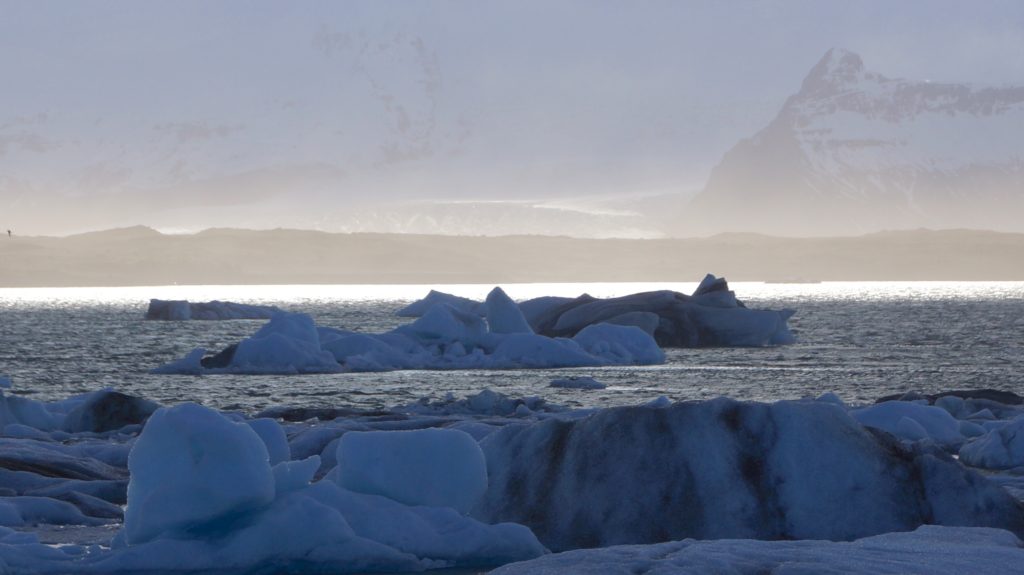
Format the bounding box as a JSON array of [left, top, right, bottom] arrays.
[[2, 282, 1022, 412]]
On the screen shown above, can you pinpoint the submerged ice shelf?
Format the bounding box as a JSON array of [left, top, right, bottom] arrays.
[[153, 275, 794, 375], [3, 376, 1024, 574]]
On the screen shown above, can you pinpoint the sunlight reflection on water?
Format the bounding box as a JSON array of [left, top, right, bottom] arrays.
[[4, 280, 1023, 305]]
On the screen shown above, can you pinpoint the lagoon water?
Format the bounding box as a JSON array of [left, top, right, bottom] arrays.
[[1, 282, 1022, 413]]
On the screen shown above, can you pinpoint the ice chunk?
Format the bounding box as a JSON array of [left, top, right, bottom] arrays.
[[572, 323, 665, 365], [123, 402, 275, 544], [600, 311, 660, 336], [336, 428, 487, 513], [518, 295, 577, 329], [851, 401, 964, 447], [490, 334, 598, 368], [145, 299, 280, 320], [395, 290, 482, 317], [960, 416, 1024, 470], [246, 418, 290, 465], [0, 389, 59, 431], [484, 287, 533, 335], [399, 304, 488, 344], [693, 272, 730, 296], [323, 333, 416, 371], [144, 299, 191, 320], [229, 313, 341, 374], [533, 276, 794, 347], [61, 390, 160, 433], [272, 456, 321, 495]]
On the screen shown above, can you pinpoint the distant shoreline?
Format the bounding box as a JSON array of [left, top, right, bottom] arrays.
[[2, 226, 1022, 287]]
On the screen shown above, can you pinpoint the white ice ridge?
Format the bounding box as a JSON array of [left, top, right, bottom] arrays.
[[399, 274, 796, 347], [145, 299, 281, 320], [153, 286, 665, 374]]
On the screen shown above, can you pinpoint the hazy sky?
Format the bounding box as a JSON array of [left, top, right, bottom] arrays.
[[2, 1, 1023, 235]]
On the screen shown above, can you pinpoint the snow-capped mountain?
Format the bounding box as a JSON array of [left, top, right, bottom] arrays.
[[682, 48, 1024, 236]]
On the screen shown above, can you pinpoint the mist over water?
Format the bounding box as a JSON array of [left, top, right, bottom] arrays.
[[2, 282, 1021, 412]]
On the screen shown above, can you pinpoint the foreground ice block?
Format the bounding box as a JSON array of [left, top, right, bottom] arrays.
[[960, 416, 1024, 470], [474, 397, 1024, 551], [335, 428, 488, 514], [123, 402, 275, 544], [100, 404, 544, 573]]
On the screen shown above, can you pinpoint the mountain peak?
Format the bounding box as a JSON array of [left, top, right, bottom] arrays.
[[800, 48, 868, 94]]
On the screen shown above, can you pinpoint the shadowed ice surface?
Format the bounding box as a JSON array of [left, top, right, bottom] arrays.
[[1, 282, 1022, 413]]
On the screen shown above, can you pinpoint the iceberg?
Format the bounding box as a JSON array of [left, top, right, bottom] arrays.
[[334, 428, 488, 513], [473, 397, 1024, 551], [155, 302, 665, 375], [145, 299, 281, 320], [400, 274, 796, 348]]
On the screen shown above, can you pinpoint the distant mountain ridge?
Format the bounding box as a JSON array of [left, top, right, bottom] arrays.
[[3, 227, 1022, 286], [683, 48, 1024, 236]]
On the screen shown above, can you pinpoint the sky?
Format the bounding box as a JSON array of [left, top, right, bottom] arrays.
[[1, 0, 1023, 236]]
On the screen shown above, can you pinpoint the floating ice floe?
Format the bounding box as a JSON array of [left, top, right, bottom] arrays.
[[0, 402, 545, 573], [145, 299, 281, 320], [154, 287, 665, 374], [400, 274, 796, 347]]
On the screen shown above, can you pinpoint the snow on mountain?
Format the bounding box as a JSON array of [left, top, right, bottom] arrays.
[[683, 48, 1024, 236]]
